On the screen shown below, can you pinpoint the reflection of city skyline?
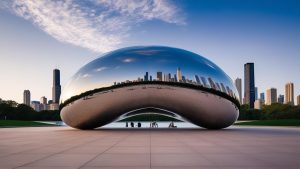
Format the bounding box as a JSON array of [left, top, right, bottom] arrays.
[[113, 67, 236, 99]]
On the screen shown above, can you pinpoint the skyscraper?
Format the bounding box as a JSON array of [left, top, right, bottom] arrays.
[[260, 92, 265, 103], [244, 63, 255, 108], [266, 88, 277, 105], [177, 67, 182, 82], [297, 95, 300, 106], [255, 87, 258, 100], [40, 96, 47, 105], [234, 78, 242, 103], [285, 82, 294, 105], [52, 69, 61, 104], [23, 90, 31, 106], [278, 94, 284, 104]]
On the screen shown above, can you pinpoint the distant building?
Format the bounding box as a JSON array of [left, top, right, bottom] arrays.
[[244, 63, 255, 108], [40, 96, 48, 111], [49, 103, 59, 110], [23, 90, 31, 106], [220, 83, 227, 93], [182, 76, 186, 83], [194, 75, 201, 85], [177, 67, 182, 82], [234, 78, 242, 103], [266, 88, 277, 105], [260, 92, 265, 103], [144, 72, 149, 81], [297, 95, 300, 106], [254, 99, 263, 110], [48, 100, 53, 104], [157, 72, 162, 81], [255, 87, 258, 100], [208, 77, 216, 90], [163, 73, 171, 82], [40, 96, 47, 104], [52, 69, 61, 104], [285, 82, 294, 105], [278, 94, 284, 104], [31, 101, 41, 112], [215, 83, 221, 91], [201, 77, 208, 87]]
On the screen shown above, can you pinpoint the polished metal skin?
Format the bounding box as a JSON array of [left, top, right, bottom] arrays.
[[60, 46, 239, 129]]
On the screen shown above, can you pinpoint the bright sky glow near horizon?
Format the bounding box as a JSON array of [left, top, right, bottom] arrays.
[[0, 0, 299, 103]]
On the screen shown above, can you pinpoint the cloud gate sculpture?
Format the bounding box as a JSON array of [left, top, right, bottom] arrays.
[[60, 46, 240, 129]]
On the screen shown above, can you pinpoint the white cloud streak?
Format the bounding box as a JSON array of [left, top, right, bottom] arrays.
[[1, 0, 184, 53]]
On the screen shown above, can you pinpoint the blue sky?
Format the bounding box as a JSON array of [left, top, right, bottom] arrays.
[[0, 0, 299, 103]]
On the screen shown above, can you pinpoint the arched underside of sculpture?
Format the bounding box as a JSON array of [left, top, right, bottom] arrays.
[[61, 84, 239, 129]]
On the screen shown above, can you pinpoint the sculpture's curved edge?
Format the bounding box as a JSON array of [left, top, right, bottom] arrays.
[[61, 84, 239, 130]]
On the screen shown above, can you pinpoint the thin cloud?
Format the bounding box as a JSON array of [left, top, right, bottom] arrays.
[[1, 0, 184, 53]]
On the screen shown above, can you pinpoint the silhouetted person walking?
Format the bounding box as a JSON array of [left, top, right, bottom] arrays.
[[130, 122, 134, 128]]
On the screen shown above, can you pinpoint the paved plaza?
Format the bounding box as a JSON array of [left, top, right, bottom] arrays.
[[0, 126, 299, 169]]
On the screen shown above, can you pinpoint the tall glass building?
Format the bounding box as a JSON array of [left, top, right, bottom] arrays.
[[244, 63, 255, 108]]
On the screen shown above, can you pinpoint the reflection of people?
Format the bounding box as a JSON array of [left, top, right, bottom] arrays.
[[130, 122, 134, 128], [138, 122, 141, 128], [168, 121, 177, 128], [150, 121, 158, 128]]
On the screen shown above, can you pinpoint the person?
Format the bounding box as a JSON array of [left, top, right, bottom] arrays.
[[126, 122, 128, 128], [138, 122, 141, 128], [130, 122, 134, 128]]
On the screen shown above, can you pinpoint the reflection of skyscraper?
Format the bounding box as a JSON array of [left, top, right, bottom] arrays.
[[278, 94, 284, 104], [244, 63, 255, 108], [182, 76, 186, 82], [23, 90, 31, 106], [266, 88, 277, 105], [174, 74, 177, 82], [297, 95, 300, 106], [52, 69, 61, 104], [285, 82, 294, 105], [208, 78, 216, 89], [163, 73, 171, 82], [234, 78, 242, 103], [177, 67, 182, 82], [201, 77, 208, 87], [220, 83, 226, 93], [215, 83, 221, 91], [194, 75, 201, 85], [157, 72, 162, 81], [144, 72, 149, 81], [150, 75, 152, 81]]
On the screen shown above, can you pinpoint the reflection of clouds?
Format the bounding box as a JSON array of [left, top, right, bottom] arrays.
[[132, 49, 163, 55], [122, 58, 135, 63], [205, 62, 215, 69], [115, 66, 121, 69], [95, 67, 108, 72]]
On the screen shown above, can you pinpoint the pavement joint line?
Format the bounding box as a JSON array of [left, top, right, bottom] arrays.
[[77, 131, 133, 168], [13, 133, 119, 169], [150, 128, 152, 169]]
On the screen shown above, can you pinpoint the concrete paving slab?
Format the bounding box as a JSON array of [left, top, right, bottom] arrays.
[[0, 126, 299, 169]]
